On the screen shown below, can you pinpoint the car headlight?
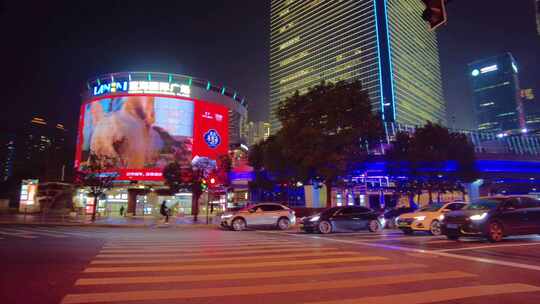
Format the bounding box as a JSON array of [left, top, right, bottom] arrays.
[[414, 216, 426, 221], [439, 214, 445, 221], [221, 214, 233, 219], [310, 215, 320, 222], [469, 213, 487, 221]]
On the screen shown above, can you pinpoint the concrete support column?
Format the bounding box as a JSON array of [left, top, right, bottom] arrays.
[[127, 189, 137, 216]]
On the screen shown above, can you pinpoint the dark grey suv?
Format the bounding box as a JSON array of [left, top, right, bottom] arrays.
[[441, 196, 540, 242]]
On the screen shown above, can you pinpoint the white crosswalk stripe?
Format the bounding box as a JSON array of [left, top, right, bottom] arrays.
[[0, 229, 38, 239], [60, 236, 540, 304], [0, 226, 107, 239]]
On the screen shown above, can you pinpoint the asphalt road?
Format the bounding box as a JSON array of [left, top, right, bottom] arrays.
[[1, 224, 540, 304]]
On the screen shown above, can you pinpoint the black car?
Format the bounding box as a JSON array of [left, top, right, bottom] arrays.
[[441, 196, 540, 242], [300, 206, 383, 234]]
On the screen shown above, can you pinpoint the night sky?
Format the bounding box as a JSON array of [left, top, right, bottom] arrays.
[[0, 0, 538, 139]]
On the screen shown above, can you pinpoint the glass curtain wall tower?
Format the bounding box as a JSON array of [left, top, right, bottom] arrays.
[[269, 0, 446, 132]]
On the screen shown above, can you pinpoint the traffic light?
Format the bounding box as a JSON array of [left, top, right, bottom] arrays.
[[421, 0, 448, 31], [209, 177, 216, 185], [200, 179, 208, 191]]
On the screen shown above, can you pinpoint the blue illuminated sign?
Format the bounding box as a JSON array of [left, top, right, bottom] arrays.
[[204, 129, 221, 149], [93, 81, 129, 96]]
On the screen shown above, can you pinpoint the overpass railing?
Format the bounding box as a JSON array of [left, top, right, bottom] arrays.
[[383, 123, 540, 156]]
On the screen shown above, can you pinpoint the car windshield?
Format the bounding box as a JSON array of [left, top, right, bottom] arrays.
[[466, 199, 502, 210], [419, 204, 444, 212]]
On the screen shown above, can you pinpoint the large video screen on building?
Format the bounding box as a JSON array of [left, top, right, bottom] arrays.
[[75, 95, 228, 180]]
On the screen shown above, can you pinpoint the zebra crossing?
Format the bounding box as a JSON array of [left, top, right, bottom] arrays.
[[0, 226, 110, 240], [61, 235, 540, 304]]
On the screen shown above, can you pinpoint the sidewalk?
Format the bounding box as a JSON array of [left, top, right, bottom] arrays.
[[0, 213, 220, 228]]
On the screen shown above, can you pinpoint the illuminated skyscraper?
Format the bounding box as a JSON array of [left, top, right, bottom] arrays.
[[269, 0, 446, 131], [536, 0, 540, 35], [468, 53, 524, 134]]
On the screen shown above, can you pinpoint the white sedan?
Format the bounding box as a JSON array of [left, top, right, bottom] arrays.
[[396, 202, 467, 235], [220, 203, 296, 231]]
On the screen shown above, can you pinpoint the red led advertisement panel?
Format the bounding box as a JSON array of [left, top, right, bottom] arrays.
[[75, 94, 228, 181], [192, 100, 229, 160]]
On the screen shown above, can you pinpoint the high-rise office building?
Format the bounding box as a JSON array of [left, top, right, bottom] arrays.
[[269, 0, 446, 132], [468, 53, 524, 134], [0, 117, 69, 183]]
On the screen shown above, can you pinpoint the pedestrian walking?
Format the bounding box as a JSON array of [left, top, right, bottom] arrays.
[[160, 201, 169, 223], [119, 205, 125, 217]]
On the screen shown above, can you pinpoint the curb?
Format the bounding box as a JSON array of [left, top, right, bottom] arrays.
[[0, 221, 218, 228]]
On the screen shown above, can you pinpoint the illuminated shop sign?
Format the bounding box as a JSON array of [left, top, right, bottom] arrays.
[[93, 81, 191, 97], [20, 179, 38, 206], [472, 65, 499, 77], [480, 65, 498, 74]]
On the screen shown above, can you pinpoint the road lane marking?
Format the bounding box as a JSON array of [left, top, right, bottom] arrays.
[[436, 242, 540, 252], [102, 238, 286, 246], [101, 241, 301, 249], [423, 240, 454, 244], [83, 256, 387, 273], [4, 228, 68, 238], [99, 244, 317, 254], [90, 251, 361, 265], [103, 240, 293, 247], [96, 247, 340, 259], [305, 283, 540, 304], [0, 230, 38, 239], [62, 271, 473, 304], [76, 263, 428, 286], [271, 231, 540, 272]]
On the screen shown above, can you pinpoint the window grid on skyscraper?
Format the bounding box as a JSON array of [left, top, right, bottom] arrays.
[[270, 0, 445, 131]]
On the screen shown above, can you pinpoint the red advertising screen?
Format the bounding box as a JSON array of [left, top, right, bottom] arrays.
[[75, 94, 229, 181], [192, 100, 229, 160]]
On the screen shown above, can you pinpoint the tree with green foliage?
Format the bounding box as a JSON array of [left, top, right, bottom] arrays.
[[386, 122, 478, 204], [75, 155, 117, 222], [275, 80, 383, 207], [162, 156, 219, 222]]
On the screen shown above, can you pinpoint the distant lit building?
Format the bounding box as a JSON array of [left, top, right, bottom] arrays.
[[521, 88, 540, 133], [536, 0, 540, 35], [270, 0, 446, 132], [0, 117, 69, 182], [242, 121, 271, 146], [468, 53, 524, 135]]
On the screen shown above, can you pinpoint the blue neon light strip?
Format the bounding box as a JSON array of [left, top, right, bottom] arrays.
[[383, 0, 396, 120], [373, 0, 386, 120], [361, 160, 540, 175]]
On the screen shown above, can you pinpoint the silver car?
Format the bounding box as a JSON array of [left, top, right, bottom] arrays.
[[220, 203, 296, 231]]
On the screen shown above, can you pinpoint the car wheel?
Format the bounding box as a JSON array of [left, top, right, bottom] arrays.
[[318, 221, 333, 234], [487, 222, 504, 242], [277, 217, 290, 230], [231, 218, 246, 231], [368, 220, 381, 233], [430, 220, 442, 236], [446, 234, 459, 240], [402, 228, 414, 235]]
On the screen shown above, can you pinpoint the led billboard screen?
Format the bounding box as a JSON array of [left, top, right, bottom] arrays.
[[75, 94, 228, 180]]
